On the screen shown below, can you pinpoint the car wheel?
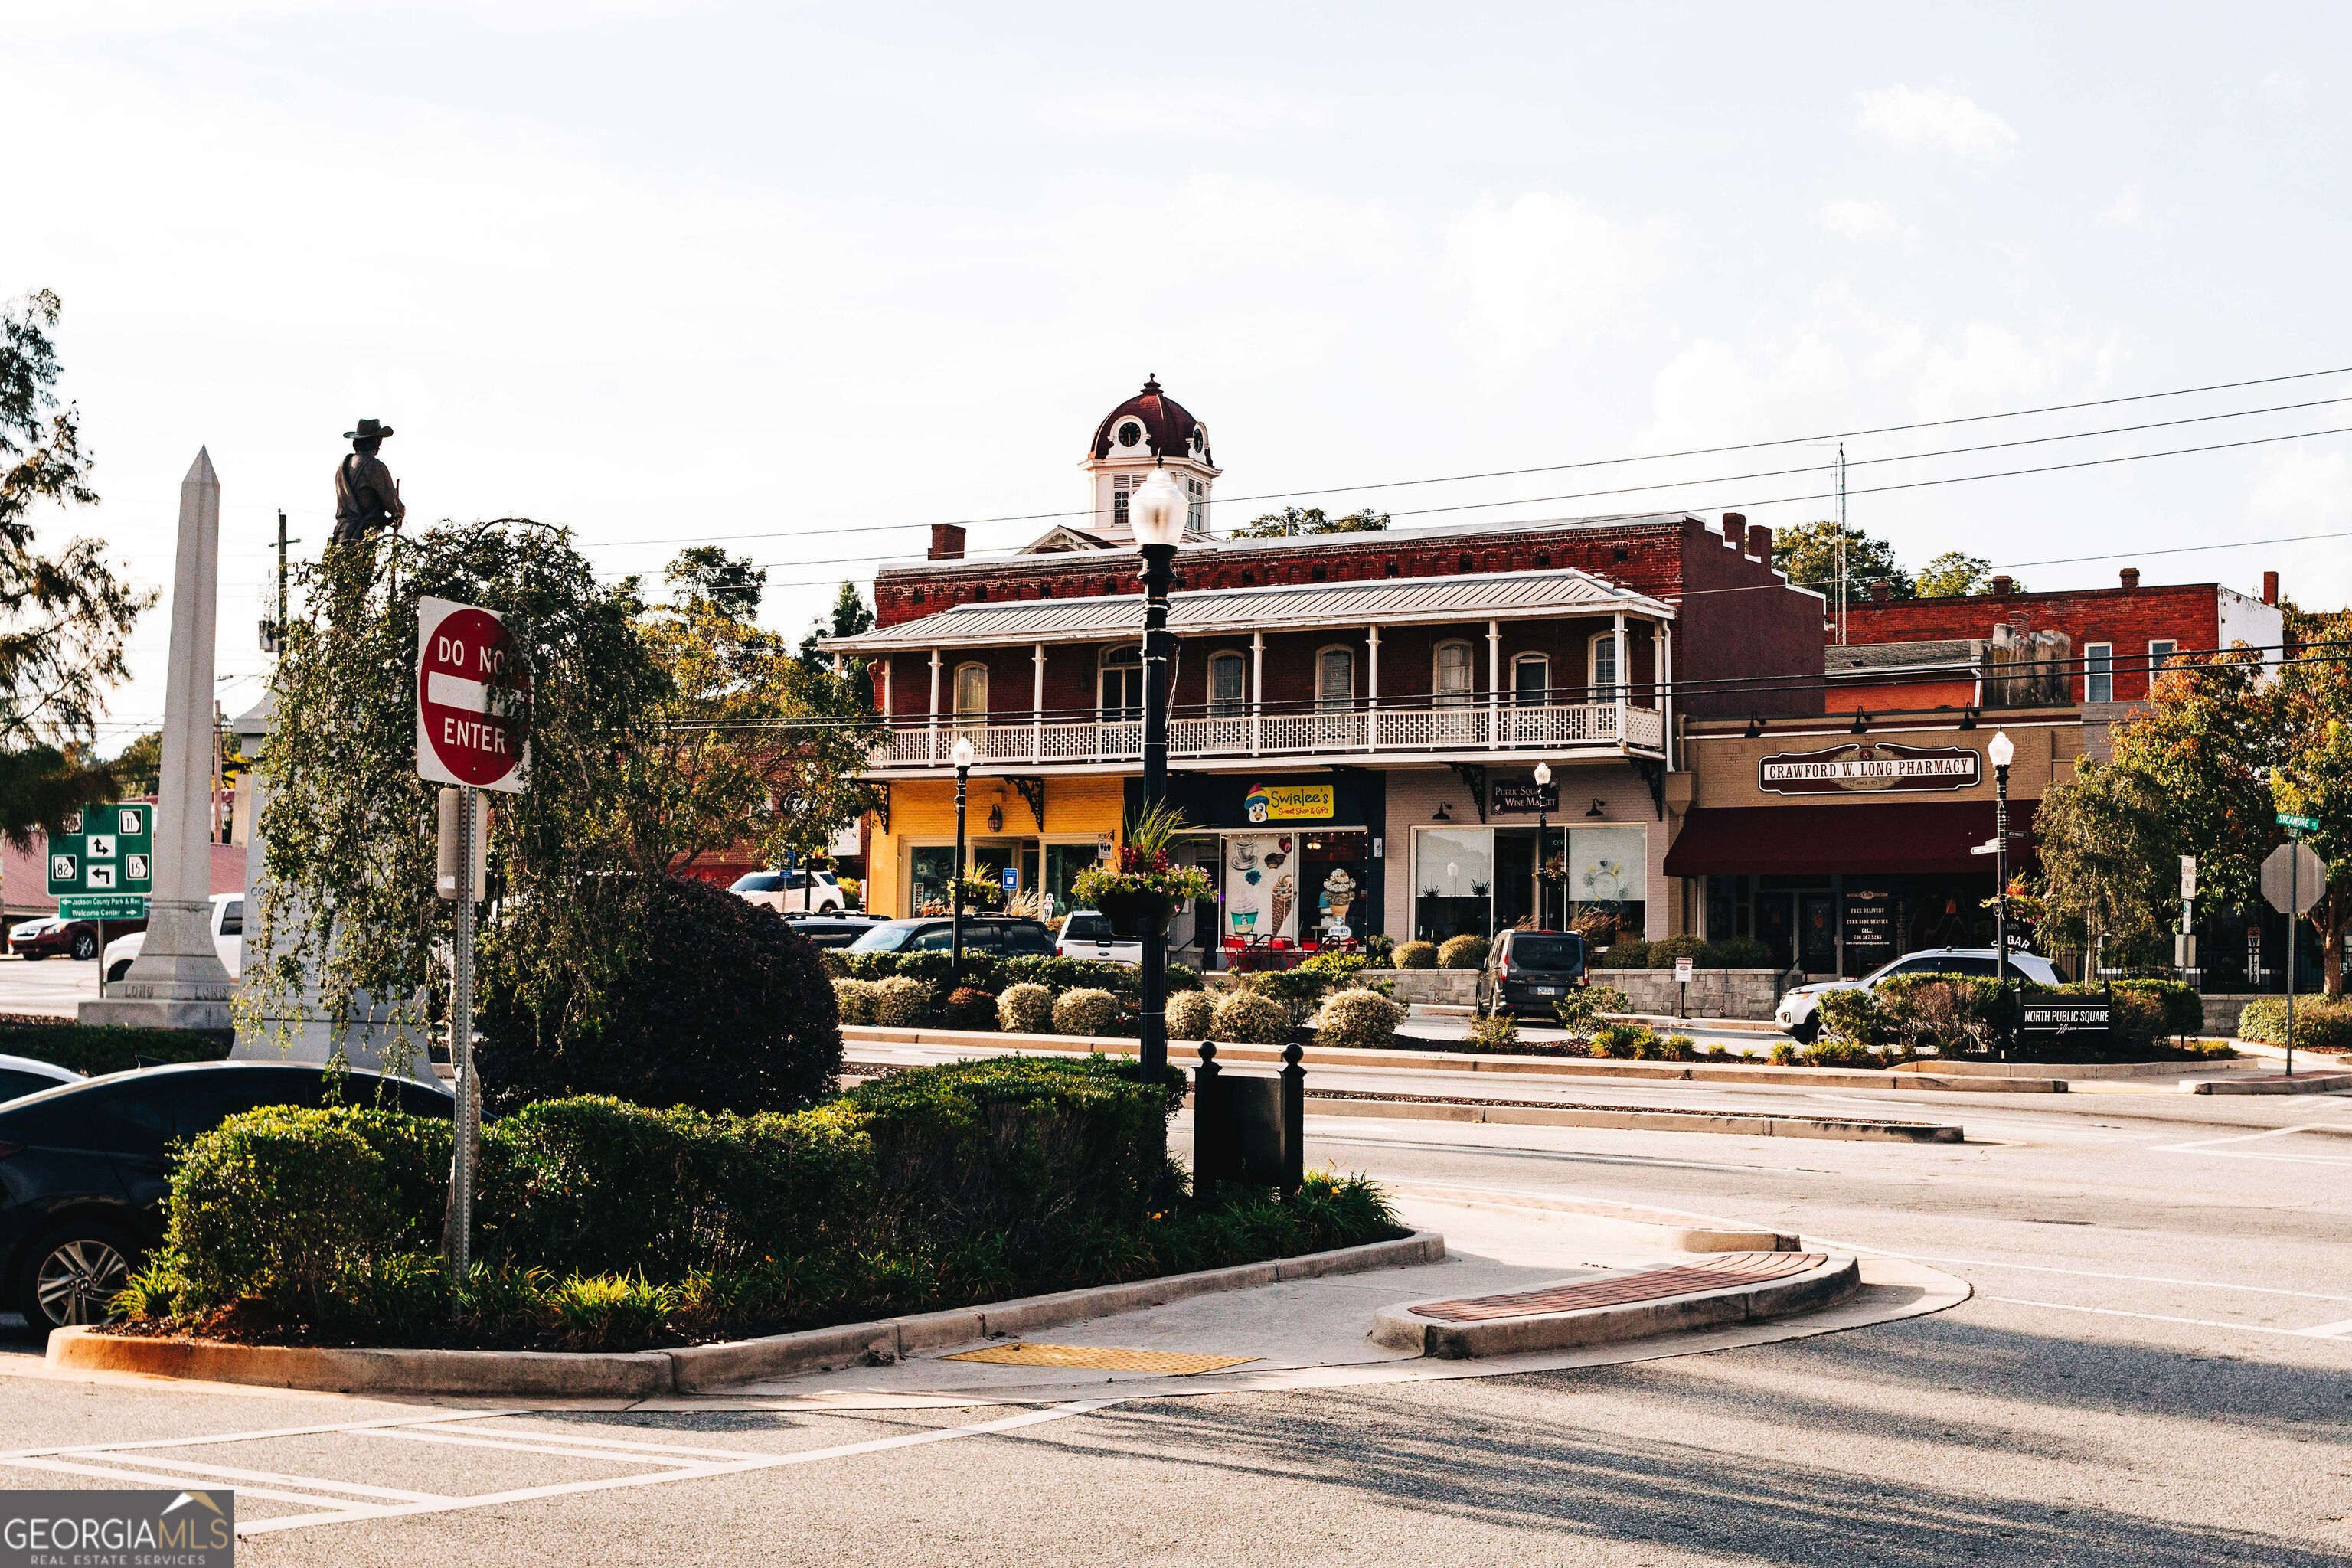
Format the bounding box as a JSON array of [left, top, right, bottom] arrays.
[[18, 1226, 138, 1328], [69, 930, 96, 961], [1788, 1018, 1820, 1046], [106, 961, 131, 984]]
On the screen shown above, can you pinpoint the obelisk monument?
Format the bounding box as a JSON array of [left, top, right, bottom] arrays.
[[83, 449, 235, 1029]]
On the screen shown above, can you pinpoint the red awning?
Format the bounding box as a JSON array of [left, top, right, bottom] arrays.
[[1664, 802, 2040, 877]]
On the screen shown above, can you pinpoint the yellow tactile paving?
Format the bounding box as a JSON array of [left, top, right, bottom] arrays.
[[941, 1342, 1259, 1374]]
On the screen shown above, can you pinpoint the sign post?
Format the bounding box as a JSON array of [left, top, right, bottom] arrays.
[[2176, 856, 2198, 975], [416, 596, 530, 1291], [2263, 819, 2327, 1078], [1674, 954, 1694, 1019], [51, 807, 156, 1005]]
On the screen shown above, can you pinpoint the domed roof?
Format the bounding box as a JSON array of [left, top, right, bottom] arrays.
[[1088, 374, 1213, 466]]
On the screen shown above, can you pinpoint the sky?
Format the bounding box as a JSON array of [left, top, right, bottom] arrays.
[[5, 1, 2350, 747]]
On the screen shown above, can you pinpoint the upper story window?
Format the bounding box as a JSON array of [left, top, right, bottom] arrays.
[[1318, 646, 1355, 710], [1209, 651, 1247, 716], [2149, 639, 2177, 678], [954, 662, 988, 725], [1512, 653, 1550, 707], [1589, 631, 1620, 701], [1112, 473, 1149, 529], [2085, 642, 2114, 704], [1187, 477, 1205, 531], [1433, 640, 1474, 707], [1100, 645, 1144, 720]]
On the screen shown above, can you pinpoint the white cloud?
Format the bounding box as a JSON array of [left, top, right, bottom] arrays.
[[1444, 194, 1668, 368], [2243, 448, 2352, 607], [1854, 84, 2020, 162], [2257, 70, 2308, 102], [1037, 86, 1329, 139], [1821, 198, 1906, 240], [2097, 185, 2144, 224]]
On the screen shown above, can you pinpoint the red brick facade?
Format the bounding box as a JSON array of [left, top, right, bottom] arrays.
[[1842, 581, 2241, 704]]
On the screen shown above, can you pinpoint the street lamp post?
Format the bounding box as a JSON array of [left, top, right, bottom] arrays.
[[1534, 760, 1554, 929], [951, 734, 975, 988], [1129, 464, 1189, 1083], [1988, 729, 2015, 1058]]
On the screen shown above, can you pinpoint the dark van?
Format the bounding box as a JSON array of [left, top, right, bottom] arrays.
[[1478, 929, 1587, 1016]]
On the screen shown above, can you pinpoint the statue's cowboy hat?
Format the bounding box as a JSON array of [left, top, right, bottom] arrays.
[[343, 418, 394, 440]]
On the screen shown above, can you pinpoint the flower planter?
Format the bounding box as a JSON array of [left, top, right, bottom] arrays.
[[1093, 888, 1174, 939]]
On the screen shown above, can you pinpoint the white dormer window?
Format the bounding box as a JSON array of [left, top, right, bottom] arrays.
[[1112, 472, 1151, 528]]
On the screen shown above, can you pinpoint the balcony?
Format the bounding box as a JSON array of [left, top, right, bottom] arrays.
[[862, 701, 1665, 775]]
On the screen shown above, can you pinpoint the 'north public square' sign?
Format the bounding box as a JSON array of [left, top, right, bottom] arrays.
[[46, 802, 155, 897], [1759, 743, 1981, 796], [416, 596, 531, 793]]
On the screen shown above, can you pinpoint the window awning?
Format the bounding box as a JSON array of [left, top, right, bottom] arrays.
[[1664, 802, 2040, 877]]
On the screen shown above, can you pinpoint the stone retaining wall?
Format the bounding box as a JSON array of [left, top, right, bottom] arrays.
[[1589, 969, 1785, 1021]]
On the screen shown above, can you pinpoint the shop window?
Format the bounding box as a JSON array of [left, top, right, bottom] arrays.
[[1301, 833, 1370, 949], [1564, 824, 1644, 942], [1044, 842, 1099, 918], [909, 845, 959, 916], [2085, 643, 2113, 704], [1414, 828, 1494, 943], [1433, 640, 1474, 707], [1209, 651, 1247, 716]]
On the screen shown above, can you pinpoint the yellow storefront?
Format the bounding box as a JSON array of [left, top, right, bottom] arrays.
[[864, 775, 1127, 919]]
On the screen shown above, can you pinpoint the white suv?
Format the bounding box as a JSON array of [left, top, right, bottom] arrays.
[[103, 893, 245, 984], [1775, 947, 2063, 1043], [1055, 910, 1142, 967], [729, 869, 844, 914]]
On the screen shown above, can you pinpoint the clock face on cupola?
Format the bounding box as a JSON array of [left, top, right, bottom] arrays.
[[1037, 374, 1221, 553]]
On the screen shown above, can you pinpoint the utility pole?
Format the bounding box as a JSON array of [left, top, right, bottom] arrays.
[[260, 510, 300, 654], [1835, 442, 1849, 645]]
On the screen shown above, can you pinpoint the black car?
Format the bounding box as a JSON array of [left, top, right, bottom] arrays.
[[782, 913, 883, 949], [1478, 929, 1589, 1017], [0, 1054, 82, 1104], [845, 916, 1057, 959], [0, 1061, 452, 1329]]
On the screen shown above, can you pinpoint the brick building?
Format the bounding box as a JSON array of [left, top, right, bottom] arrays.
[[821, 377, 1830, 964]]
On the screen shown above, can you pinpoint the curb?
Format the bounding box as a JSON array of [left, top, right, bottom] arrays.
[[1300, 1095, 1964, 1144], [1370, 1253, 1861, 1357], [2180, 1072, 2352, 1096], [47, 1231, 1449, 1398], [841, 1025, 2068, 1093], [1383, 1185, 1798, 1252]]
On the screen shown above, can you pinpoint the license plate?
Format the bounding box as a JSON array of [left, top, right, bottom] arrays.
[[1533, 985, 1560, 996]]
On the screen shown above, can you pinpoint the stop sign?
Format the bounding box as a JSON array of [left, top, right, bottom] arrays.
[[416, 595, 531, 792]]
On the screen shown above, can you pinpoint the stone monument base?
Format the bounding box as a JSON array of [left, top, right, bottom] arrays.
[[79, 997, 234, 1032]]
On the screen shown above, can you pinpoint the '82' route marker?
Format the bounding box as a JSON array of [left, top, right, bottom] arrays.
[[416, 596, 531, 792]]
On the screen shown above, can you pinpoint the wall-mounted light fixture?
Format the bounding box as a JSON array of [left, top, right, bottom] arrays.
[[1432, 801, 1452, 822], [1586, 798, 1607, 818], [987, 803, 1004, 832], [1958, 707, 1979, 730], [1743, 714, 1765, 739], [1850, 709, 1870, 735]]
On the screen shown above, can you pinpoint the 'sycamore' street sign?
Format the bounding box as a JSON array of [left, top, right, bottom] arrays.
[[2261, 841, 2327, 917], [47, 803, 155, 898], [416, 596, 531, 793], [2278, 812, 2321, 834]]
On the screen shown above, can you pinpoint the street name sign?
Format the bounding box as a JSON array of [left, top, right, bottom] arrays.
[[416, 596, 531, 792], [46, 803, 155, 897], [60, 893, 150, 921], [2278, 812, 2320, 834], [2261, 842, 2326, 916]]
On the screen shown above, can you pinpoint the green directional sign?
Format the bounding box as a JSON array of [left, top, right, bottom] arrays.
[[2278, 812, 2321, 834], [60, 893, 149, 921], [46, 802, 155, 897]]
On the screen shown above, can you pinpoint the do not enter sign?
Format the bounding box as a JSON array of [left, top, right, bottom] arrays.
[[416, 595, 531, 792]]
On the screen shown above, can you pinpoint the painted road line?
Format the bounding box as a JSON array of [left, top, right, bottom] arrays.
[[0, 1455, 379, 1511], [1984, 1295, 2352, 1344], [1799, 1239, 2352, 1305], [358, 1427, 716, 1466], [47, 1452, 447, 1501], [0, 1406, 527, 1462], [2151, 1118, 2352, 1165], [2294, 1317, 2352, 1339], [1305, 1129, 1841, 1178]]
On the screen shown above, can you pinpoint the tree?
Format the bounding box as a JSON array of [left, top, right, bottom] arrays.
[[0, 289, 153, 843], [1231, 506, 1389, 539], [2031, 760, 2177, 962], [665, 544, 766, 619], [796, 580, 875, 709], [2266, 605, 2352, 995], [1769, 521, 1911, 599], [2105, 646, 2274, 915], [111, 729, 161, 795], [1913, 551, 2019, 597]]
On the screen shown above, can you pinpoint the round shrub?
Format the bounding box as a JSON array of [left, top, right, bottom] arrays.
[[1468, 1011, 1519, 1051], [1052, 988, 1121, 1037], [832, 978, 878, 1025], [1166, 990, 1218, 1041], [1212, 990, 1292, 1045], [1646, 935, 1704, 968], [1437, 934, 1488, 970], [874, 975, 935, 1028], [1395, 940, 1438, 970], [1317, 988, 1405, 1049], [998, 982, 1055, 1035], [1591, 1022, 1649, 1059], [476, 874, 841, 1117], [941, 986, 998, 1031], [2236, 996, 2352, 1052], [1599, 938, 1651, 969]]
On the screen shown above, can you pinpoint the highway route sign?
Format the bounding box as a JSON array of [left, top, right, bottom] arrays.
[[47, 803, 154, 897]]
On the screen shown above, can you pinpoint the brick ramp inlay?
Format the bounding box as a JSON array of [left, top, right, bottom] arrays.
[[1413, 1252, 1828, 1323]]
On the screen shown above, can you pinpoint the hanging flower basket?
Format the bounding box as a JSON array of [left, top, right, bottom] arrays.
[[1092, 887, 1174, 938]]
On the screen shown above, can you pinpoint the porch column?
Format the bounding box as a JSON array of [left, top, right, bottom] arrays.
[[1032, 643, 1046, 765], [1367, 626, 1380, 752], [1613, 611, 1628, 745], [1487, 619, 1501, 750], [1660, 620, 1675, 770], [928, 649, 942, 764], [1251, 631, 1264, 756]]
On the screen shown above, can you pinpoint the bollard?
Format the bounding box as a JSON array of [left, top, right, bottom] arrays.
[[1280, 1040, 1305, 1199], [1193, 1040, 1225, 1201]]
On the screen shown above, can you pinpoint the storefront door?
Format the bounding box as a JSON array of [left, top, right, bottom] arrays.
[[1756, 893, 1795, 970], [1799, 892, 1838, 973]]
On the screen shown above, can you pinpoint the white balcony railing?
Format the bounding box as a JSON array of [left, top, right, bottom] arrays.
[[870, 701, 1664, 770]]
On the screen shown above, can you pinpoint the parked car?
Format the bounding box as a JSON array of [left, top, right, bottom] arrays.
[[0, 1060, 452, 1329], [8, 917, 112, 962], [1775, 947, 2064, 1043], [1476, 929, 1588, 1017], [729, 869, 844, 914], [102, 893, 243, 985], [846, 916, 1057, 959], [779, 913, 881, 949], [0, 1054, 81, 1104], [1054, 910, 1142, 968]]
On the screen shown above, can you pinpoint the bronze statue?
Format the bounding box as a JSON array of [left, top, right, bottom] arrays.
[[332, 417, 406, 549]]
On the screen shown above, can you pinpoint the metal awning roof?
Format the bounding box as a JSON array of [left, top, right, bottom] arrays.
[[818, 567, 1675, 652]]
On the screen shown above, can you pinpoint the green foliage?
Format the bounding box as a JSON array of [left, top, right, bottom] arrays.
[[1874, 974, 2006, 1056], [1598, 938, 1651, 969], [1648, 934, 1706, 965], [896, 950, 996, 990], [940, 986, 998, 1031], [1803, 1038, 1883, 1067], [2271, 606, 2352, 995], [1552, 984, 1628, 1034], [995, 955, 1184, 998], [1704, 937, 1775, 969], [998, 982, 1055, 1035], [1364, 933, 1396, 966], [1244, 967, 1335, 1027], [1661, 1034, 1697, 1060], [475, 876, 841, 1116], [841, 950, 900, 981], [2109, 978, 2203, 1039], [2237, 997, 2352, 1052], [1816, 988, 1893, 1049], [1913, 551, 2010, 597], [1394, 940, 1438, 970], [1165, 990, 1217, 1040], [1591, 1022, 1652, 1058], [1230, 506, 1389, 539], [1771, 521, 1913, 601], [1051, 988, 1121, 1037], [2034, 759, 2178, 956], [1212, 990, 1292, 1045], [873, 975, 935, 1027], [1468, 1011, 1519, 1051], [832, 978, 878, 1025], [0, 1021, 227, 1076], [1316, 989, 1405, 1049], [1436, 933, 1488, 970], [949, 870, 1006, 912], [1769, 1041, 1798, 1066], [795, 581, 877, 708], [2102, 646, 2274, 918]]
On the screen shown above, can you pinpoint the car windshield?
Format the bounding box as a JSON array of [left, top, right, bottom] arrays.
[[730, 873, 782, 893], [1509, 936, 1583, 969], [846, 922, 920, 953], [1062, 913, 1116, 939]]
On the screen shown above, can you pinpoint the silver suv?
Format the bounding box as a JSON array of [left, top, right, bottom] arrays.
[[729, 868, 844, 914], [1775, 947, 2063, 1043]]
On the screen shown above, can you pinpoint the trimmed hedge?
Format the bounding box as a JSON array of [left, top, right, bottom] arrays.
[[1316, 989, 1405, 1049], [997, 982, 1054, 1035], [1166, 991, 1217, 1041], [1051, 988, 1120, 1037], [1395, 941, 1438, 971], [1212, 991, 1291, 1045], [0, 1021, 229, 1077], [1591, 937, 1775, 970], [1437, 934, 1488, 970], [2238, 996, 2352, 1052]]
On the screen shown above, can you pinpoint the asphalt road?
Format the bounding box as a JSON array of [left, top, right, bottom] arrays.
[[5, 1073, 2348, 1564], [0, 952, 99, 1017]]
